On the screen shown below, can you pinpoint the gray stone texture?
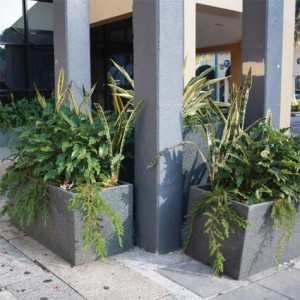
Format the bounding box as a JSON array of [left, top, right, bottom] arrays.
[[157, 260, 248, 299], [6, 273, 81, 300], [11, 181, 133, 266], [257, 268, 300, 300], [133, 0, 184, 253], [0, 289, 17, 300], [215, 282, 289, 300], [186, 186, 300, 280]]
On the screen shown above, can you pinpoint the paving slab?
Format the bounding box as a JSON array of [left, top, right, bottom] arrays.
[[0, 265, 45, 288], [256, 268, 300, 300], [213, 282, 289, 300], [0, 221, 26, 240], [126, 262, 203, 300], [9, 235, 67, 265], [0, 238, 32, 262], [6, 272, 84, 300], [10, 237, 173, 300], [66, 261, 171, 300], [11, 236, 175, 299], [0, 288, 17, 300], [0, 237, 84, 299], [114, 248, 202, 299], [292, 257, 300, 271], [247, 263, 289, 282], [156, 260, 249, 299], [114, 247, 192, 268]]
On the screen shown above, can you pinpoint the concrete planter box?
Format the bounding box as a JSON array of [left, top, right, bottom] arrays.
[[11, 180, 133, 266], [0, 129, 17, 147], [182, 124, 222, 217], [186, 186, 300, 280]]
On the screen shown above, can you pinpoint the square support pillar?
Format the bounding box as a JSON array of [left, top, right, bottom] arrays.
[[184, 0, 196, 86], [53, 0, 91, 106], [133, 0, 184, 253], [242, 0, 295, 128]]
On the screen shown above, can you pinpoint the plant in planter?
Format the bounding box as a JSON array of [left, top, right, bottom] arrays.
[[149, 69, 300, 279], [0, 68, 143, 265], [182, 66, 229, 125], [0, 97, 48, 147], [291, 98, 300, 113]]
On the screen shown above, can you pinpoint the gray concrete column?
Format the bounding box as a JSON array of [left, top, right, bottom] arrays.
[[133, 0, 184, 253], [53, 0, 91, 106], [242, 0, 295, 128]]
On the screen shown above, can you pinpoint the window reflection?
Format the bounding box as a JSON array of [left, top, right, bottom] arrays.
[[0, 0, 54, 103]]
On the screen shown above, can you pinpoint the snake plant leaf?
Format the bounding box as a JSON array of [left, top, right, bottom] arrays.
[[111, 59, 134, 89], [239, 68, 252, 130], [34, 83, 46, 108]]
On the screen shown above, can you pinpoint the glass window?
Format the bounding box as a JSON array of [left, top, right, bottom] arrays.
[[295, 76, 300, 94], [0, 0, 54, 102], [29, 47, 54, 90], [90, 18, 133, 109], [28, 1, 53, 45], [0, 0, 24, 38]]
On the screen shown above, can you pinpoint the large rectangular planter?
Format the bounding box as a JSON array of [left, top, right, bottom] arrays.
[[186, 186, 300, 280], [11, 180, 133, 266]]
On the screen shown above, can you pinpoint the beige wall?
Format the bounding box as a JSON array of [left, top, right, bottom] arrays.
[[90, 0, 133, 26], [197, 42, 242, 89], [184, 0, 196, 85], [195, 0, 242, 12]]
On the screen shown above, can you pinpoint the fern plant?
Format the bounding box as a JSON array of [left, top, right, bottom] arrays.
[[184, 187, 249, 275], [69, 183, 124, 260]]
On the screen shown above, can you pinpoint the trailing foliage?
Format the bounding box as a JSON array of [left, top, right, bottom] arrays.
[[184, 187, 248, 275], [69, 183, 124, 261], [0, 173, 49, 228]]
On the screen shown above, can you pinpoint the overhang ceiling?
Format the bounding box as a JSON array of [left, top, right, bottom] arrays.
[[19, 1, 243, 50], [196, 4, 242, 49]]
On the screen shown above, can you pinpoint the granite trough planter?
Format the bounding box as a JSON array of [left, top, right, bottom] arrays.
[[11, 180, 133, 266], [186, 186, 300, 280]]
